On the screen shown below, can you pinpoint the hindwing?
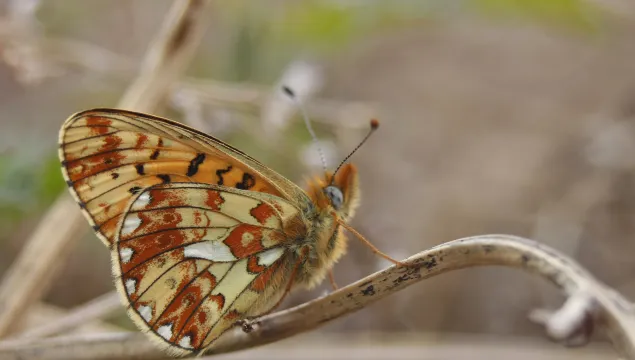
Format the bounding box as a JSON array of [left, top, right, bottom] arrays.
[[113, 183, 304, 355]]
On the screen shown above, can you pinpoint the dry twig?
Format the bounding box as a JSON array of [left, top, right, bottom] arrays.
[[19, 302, 123, 335], [0, 0, 212, 337], [1, 234, 633, 359], [14, 292, 122, 340]]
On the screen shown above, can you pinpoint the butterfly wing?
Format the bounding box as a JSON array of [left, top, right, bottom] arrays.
[[114, 182, 304, 356], [58, 108, 308, 246]]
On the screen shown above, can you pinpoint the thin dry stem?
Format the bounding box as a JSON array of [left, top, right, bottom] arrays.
[[0, 0, 211, 338], [0, 333, 614, 360], [1, 235, 633, 360], [14, 292, 121, 340], [117, 0, 209, 112], [176, 79, 377, 128], [0, 196, 86, 338], [18, 303, 122, 335]]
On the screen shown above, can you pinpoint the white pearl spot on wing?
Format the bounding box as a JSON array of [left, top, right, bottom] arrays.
[[124, 278, 136, 295], [179, 335, 193, 349], [137, 305, 152, 322], [257, 247, 284, 266], [121, 214, 142, 236], [119, 247, 134, 263], [241, 231, 254, 246], [157, 323, 173, 340], [135, 191, 152, 208], [184, 241, 237, 262]]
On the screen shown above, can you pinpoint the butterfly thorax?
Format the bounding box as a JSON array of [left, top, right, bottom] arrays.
[[294, 164, 360, 289]]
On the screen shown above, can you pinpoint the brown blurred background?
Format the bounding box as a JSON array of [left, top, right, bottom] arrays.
[[1, 0, 634, 358]]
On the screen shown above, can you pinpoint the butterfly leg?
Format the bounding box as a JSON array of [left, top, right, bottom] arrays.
[[231, 251, 307, 338], [235, 319, 256, 333], [334, 213, 407, 267], [233, 248, 309, 336], [261, 248, 308, 316], [328, 269, 339, 290]]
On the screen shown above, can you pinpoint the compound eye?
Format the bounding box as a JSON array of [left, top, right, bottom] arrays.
[[324, 186, 344, 210]]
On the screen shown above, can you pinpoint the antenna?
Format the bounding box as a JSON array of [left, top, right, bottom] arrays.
[[330, 119, 379, 184], [282, 85, 328, 173]]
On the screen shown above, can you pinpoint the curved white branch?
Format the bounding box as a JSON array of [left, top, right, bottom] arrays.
[[1, 235, 633, 359]]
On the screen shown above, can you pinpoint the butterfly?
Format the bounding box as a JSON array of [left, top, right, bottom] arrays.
[[58, 102, 398, 356]]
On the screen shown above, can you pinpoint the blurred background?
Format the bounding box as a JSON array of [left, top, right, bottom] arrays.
[[1, 0, 634, 358]]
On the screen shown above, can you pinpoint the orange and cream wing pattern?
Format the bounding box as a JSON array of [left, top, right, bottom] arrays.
[[113, 183, 302, 355], [58, 108, 305, 246]]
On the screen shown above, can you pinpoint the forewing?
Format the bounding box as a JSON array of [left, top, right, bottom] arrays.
[[58, 108, 306, 245], [113, 183, 302, 355]]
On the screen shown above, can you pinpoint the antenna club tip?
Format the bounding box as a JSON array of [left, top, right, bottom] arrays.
[[370, 118, 380, 130], [282, 85, 295, 98]]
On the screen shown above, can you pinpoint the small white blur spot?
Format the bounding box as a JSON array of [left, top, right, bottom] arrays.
[[257, 247, 284, 267], [121, 214, 142, 236], [124, 278, 136, 295], [157, 323, 173, 340], [184, 241, 237, 262], [179, 335, 193, 349], [135, 192, 152, 208], [119, 247, 134, 263], [137, 305, 152, 322]]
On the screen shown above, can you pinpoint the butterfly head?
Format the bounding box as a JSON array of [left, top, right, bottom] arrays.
[[307, 163, 360, 221]]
